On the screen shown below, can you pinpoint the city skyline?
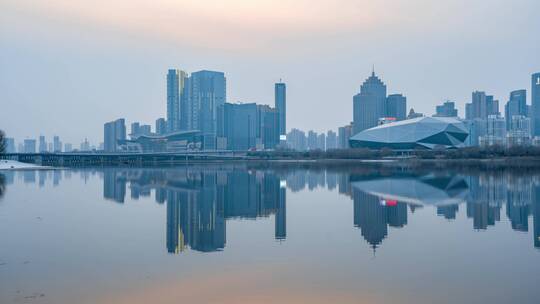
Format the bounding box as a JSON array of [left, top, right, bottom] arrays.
[[2, 0, 539, 144], [2, 2, 540, 303], [5, 69, 540, 151]]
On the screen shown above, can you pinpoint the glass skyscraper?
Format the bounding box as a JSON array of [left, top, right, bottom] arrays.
[[532, 73, 540, 136], [166, 69, 187, 133], [466, 91, 499, 120], [386, 94, 407, 121], [184, 70, 226, 149], [275, 82, 286, 137], [434, 100, 458, 117], [353, 71, 387, 135], [217, 102, 279, 150], [103, 118, 126, 152], [218, 103, 258, 150], [505, 89, 527, 130]]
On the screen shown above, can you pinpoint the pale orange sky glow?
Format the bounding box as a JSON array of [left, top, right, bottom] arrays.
[[1, 0, 539, 144], [5, 0, 385, 51]]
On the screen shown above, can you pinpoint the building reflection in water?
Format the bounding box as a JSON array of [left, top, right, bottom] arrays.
[[0, 173, 5, 199], [352, 189, 407, 251], [5, 167, 540, 252], [102, 168, 286, 253], [349, 172, 540, 251], [103, 170, 126, 203], [350, 174, 465, 251]]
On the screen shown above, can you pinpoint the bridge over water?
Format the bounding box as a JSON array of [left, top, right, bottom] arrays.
[[0, 151, 249, 167]]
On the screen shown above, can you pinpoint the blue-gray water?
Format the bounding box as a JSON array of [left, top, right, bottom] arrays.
[[0, 166, 539, 304]]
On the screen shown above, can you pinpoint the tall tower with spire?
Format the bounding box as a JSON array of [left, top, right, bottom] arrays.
[[352, 69, 387, 135], [275, 81, 287, 137]]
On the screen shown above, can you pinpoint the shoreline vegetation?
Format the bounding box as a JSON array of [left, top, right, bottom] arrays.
[[245, 146, 540, 168], [248, 145, 540, 160], [3, 146, 540, 170]]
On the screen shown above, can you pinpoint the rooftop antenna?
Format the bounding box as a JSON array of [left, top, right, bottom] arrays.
[[372, 64, 375, 76]]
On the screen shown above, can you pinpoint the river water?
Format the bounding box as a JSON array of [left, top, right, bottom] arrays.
[[0, 165, 539, 303]]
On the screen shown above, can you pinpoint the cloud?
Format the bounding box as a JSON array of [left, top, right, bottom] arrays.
[[2, 0, 387, 51]]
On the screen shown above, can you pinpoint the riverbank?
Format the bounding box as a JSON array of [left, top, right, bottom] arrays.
[[244, 157, 540, 173], [3, 152, 540, 170], [0, 160, 51, 170]]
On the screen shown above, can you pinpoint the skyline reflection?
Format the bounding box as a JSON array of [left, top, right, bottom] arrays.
[[103, 168, 287, 253], [3, 167, 540, 252]]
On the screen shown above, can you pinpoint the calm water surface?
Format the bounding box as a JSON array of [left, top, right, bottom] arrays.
[[0, 165, 539, 304]]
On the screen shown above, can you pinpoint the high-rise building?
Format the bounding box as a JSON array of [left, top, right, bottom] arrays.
[[353, 71, 387, 135], [479, 115, 506, 146], [257, 104, 280, 150], [486, 95, 499, 117], [155, 118, 167, 135], [23, 139, 36, 153], [80, 138, 91, 151], [131, 122, 140, 138], [130, 122, 151, 137], [104, 118, 126, 152], [465, 91, 499, 119], [505, 89, 527, 130], [407, 108, 423, 119], [104, 122, 115, 152], [317, 133, 326, 151], [338, 124, 353, 149], [326, 130, 338, 150], [64, 143, 73, 153], [307, 130, 321, 150], [306, 130, 317, 150], [507, 115, 531, 146], [5, 137, 15, 153], [465, 103, 473, 120], [139, 125, 151, 135], [386, 94, 407, 121], [434, 100, 458, 117], [217, 103, 258, 150], [53, 136, 62, 152], [275, 82, 286, 137], [287, 128, 307, 151], [465, 118, 486, 146], [217, 102, 279, 151], [487, 115, 506, 137], [184, 70, 226, 149], [466, 92, 481, 119], [167, 69, 187, 133], [531, 73, 540, 136], [39, 135, 47, 152]]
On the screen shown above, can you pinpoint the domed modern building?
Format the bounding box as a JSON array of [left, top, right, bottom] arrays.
[[349, 116, 468, 150]]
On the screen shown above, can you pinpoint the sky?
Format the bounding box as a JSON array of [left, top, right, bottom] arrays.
[[1, 0, 539, 145]]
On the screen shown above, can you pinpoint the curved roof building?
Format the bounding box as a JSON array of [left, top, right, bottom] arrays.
[[349, 116, 468, 150], [120, 130, 203, 152]]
